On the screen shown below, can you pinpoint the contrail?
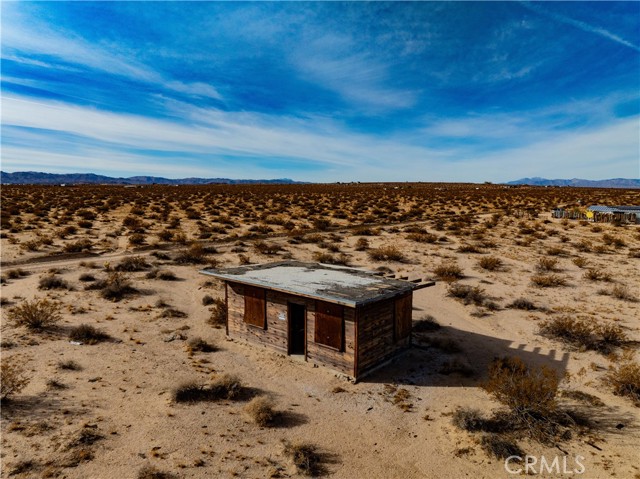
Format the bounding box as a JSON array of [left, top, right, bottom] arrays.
[[520, 1, 640, 53]]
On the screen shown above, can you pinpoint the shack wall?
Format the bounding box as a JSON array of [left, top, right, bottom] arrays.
[[226, 282, 356, 376], [356, 293, 412, 378]]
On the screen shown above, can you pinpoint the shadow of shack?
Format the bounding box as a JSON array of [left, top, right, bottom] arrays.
[[200, 261, 433, 380]]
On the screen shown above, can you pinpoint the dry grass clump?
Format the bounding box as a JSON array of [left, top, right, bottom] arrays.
[[433, 261, 463, 282], [413, 315, 440, 332], [477, 256, 504, 271], [173, 374, 242, 403], [406, 232, 438, 243], [583, 268, 612, 282], [69, 324, 110, 344], [137, 465, 177, 479], [115, 255, 150, 272], [605, 362, 640, 406], [507, 298, 538, 310], [159, 308, 188, 319], [174, 243, 210, 264], [284, 442, 323, 476], [539, 316, 626, 354], [253, 240, 283, 255], [312, 251, 350, 265], [63, 239, 93, 252], [58, 360, 82, 371], [457, 243, 483, 253], [531, 273, 567, 287], [447, 283, 497, 309], [244, 397, 278, 426], [536, 257, 559, 272], [146, 269, 178, 281], [572, 257, 588, 268], [5, 268, 30, 280], [186, 337, 216, 353], [611, 284, 637, 302], [98, 272, 138, 301], [1, 355, 30, 401], [9, 298, 61, 330], [78, 273, 96, 282], [367, 245, 406, 262], [38, 274, 71, 290], [207, 298, 227, 328]]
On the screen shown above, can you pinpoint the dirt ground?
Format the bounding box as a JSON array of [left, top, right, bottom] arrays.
[[1, 184, 639, 478]]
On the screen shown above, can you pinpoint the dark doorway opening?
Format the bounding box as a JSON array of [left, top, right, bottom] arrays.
[[288, 303, 306, 355]]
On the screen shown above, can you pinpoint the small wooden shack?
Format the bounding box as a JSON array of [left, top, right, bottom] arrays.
[[200, 261, 417, 380]]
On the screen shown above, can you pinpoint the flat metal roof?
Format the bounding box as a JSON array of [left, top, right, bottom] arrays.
[[588, 205, 640, 214], [200, 261, 415, 307]]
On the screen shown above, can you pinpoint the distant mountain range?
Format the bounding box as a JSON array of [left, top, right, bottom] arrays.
[[506, 177, 640, 188], [0, 171, 301, 185]]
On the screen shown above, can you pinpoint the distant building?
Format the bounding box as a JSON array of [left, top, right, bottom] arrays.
[[200, 261, 422, 380], [586, 205, 640, 224]]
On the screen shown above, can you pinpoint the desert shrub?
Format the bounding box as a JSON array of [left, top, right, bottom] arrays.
[[38, 274, 70, 290], [128, 233, 146, 245], [483, 357, 559, 439], [539, 316, 626, 354], [1, 355, 30, 401], [173, 374, 242, 403], [174, 243, 209, 264], [9, 298, 61, 330], [477, 256, 503, 271], [284, 442, 322, 476], [253, 240, 283, 255], [100, 272, 138, 301], [433, 261, 463, 281], [536, 257, 559, 272], [5, 269, 29, 280], [137, 465, 177, 479], [458, 243, 483, 253], [146, 269, 177, 281], [115, 256, 150, 272], [21, 239, 42, 251], [413, 315, 440, 332], [447, 283, 494, 308], [244, 397, 278, 426], [69, 324, 110, 344], [58, 360, 82, 371], [159, 308, 187, 319], [202, 294, 214, 306], [312, 251, 350, 265], [572, 257, 588, 268], [531, 273, 567, 287], [78, 273, 96, 282], [207, 298, 227, 328], [480, 434, 524, 460], [367, 245, 406, 262], [583, 268, 612, 282], [63, 239, 93, 253], [546, 246, 567, 256], [611, 284, 636, 302], [186, 337, 216, 353], [507, 298, 538, 310], [407, 232, 438, 243], [354, 237, 369, 251], [156, 230, 173, 242], [605, 362, 640, 406]]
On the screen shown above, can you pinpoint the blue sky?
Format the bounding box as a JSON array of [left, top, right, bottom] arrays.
[[1, 1, 639, 182]]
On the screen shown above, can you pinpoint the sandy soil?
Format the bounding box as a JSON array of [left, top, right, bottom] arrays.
[[1, 185, 639, 478]]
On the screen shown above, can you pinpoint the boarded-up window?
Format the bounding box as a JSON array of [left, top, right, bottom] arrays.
[[394, 293, 412, 341], [315, 301, 343, 350], [244, 286, 266, 329]]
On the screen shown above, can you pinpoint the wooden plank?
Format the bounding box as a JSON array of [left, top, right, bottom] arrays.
[[244, 285, 266, 328], [314, 300, 343, 351]]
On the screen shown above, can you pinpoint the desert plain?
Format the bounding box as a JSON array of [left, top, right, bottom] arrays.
[[1, 182, 639, 478]]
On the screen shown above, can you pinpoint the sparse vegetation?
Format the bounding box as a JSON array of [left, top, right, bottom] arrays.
[[244, 396, 278, 426], [433, 261, 463, 281], [207, 298, 227, 328], [186, 337, 216, 353], [173, 374, 242, 402], [531, 273, 567, 287], [38, 274, 71, 290], [284, 442, 323, 476], [1, 355, 30, 401], [8, 298, 62, 330], [69, 324, 110, 344], [477, 256, 504, 271], [539, 316, 626, 354], [605, 361, 640, 406], [367, 245, 406, 262]]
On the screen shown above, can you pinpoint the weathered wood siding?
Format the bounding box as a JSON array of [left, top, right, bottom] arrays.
[[356, 292, 413, 377], [226, 282, 356, 375]]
